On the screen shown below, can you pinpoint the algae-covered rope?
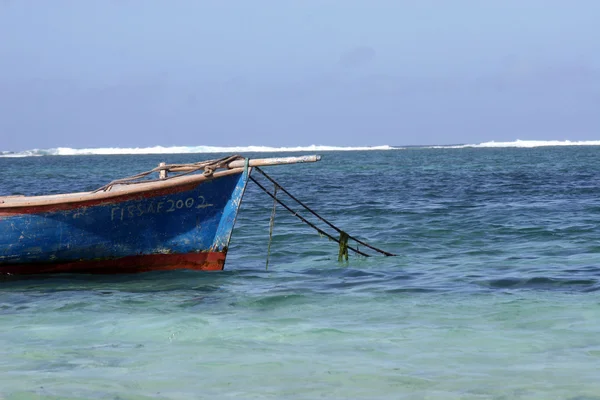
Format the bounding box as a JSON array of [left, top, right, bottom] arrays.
[[93, 155, 244, 193], [338, 231, 349, 262], [254, 167, 396, 257], [249, 176, 371, 258]]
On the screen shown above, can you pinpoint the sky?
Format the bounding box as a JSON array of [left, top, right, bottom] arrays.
[[0, 0, 599, 151]]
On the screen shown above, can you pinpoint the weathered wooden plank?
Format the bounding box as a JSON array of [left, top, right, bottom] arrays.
[[167, 155, 321, 172]]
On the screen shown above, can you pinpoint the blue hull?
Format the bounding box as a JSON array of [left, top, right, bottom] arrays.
[[0, 170, 249, 274]]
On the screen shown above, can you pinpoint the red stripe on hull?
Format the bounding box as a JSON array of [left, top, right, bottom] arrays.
[[0, 252, 226, 275]]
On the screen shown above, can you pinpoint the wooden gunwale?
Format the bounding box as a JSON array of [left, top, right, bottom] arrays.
[[0, 167, 245, 209], [0, 155, 321, 210]]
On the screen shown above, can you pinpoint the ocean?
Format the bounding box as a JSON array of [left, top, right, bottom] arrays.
[[1, 143, 600, 399]]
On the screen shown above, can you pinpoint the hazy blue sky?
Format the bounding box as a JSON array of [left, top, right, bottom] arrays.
[[1, 1, 599, 151]]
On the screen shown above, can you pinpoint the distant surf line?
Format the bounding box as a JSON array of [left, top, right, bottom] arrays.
[[428, 140, 600, 149], [2, 140, 600, 157], [0, 145, 396, 157]]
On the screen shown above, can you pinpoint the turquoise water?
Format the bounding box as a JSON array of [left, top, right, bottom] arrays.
[[1, 148, 600, 399]]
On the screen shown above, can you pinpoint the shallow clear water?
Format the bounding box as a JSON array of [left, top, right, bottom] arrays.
[[1, 148, 600, 399]]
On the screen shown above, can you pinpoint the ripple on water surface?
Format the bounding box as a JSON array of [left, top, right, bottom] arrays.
[[2, 148, 600, 398]]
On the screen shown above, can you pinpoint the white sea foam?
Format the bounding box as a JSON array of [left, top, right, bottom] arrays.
[[4, 140, 598, 157], [0, 145, 396, 157], [430, 140, 600, 149]]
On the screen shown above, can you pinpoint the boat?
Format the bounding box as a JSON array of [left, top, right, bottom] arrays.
[[0, 155, 320, 275]]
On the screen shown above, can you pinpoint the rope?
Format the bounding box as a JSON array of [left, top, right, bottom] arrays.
[[254, 167, 396, 257], [93, 155, 244, 193], [249, 176, 371, 258], [265, 184, 278, 270]]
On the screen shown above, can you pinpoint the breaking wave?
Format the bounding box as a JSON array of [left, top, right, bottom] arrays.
[[431, 140, 600, 149], [4, 140, 599, 157], [0, 145, 396, 158]]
